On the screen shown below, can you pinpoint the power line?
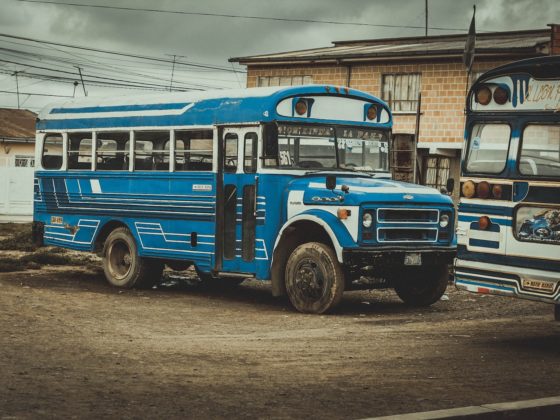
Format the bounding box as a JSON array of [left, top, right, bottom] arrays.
[[0, 32, 247, 73], [0, 89, 73, 98], [16, 0, 473, 32], [0, 45, 232, 89]]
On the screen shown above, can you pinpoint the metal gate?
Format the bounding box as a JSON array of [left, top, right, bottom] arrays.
[[0, 156, 34, 221]]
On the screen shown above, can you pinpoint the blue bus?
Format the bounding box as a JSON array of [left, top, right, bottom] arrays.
[[454, 56, 560, 319], [33, 85, 456, 313]]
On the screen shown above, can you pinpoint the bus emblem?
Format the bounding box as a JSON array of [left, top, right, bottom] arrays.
[[403, 194, 414, 200]]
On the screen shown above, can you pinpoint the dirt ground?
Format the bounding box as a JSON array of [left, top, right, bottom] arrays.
[[1, 257, 559, 419]]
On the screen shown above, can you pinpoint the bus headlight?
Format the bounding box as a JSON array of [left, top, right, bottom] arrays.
[[362, 212, 373, 228], [439, 214, 450, 228]]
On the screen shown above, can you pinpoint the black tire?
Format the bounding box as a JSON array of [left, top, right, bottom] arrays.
[[285, 242, 345, 314], [102, 227, 163, 289], [393, 264, 449, 306]]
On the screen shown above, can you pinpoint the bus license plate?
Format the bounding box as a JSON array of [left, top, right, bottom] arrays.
[[404, 253, 422, 266], [522, 279, 555, 293]]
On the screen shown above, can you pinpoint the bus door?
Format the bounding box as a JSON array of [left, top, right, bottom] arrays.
[[218, 126, 259, 274]]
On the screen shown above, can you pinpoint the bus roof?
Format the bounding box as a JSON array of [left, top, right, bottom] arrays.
[[475, 56, 560, 84], [37, 85, 391, 131]]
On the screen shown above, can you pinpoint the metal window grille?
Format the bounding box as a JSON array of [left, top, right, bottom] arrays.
[[382, 73, 421, 112], [423, 156, 450, 189]]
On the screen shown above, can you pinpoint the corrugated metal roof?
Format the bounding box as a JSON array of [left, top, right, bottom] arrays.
[[0, 108, 37, 139], [231, 29, 550, 64]]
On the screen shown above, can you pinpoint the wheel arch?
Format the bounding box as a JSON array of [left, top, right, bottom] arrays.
[[270, 211, 354, 297], [93, 219, 131, 255]]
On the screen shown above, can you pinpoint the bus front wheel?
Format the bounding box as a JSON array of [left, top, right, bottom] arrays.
[[392, 264, 449, 306], [285, 242, 344, 314], [102, 227, 163, 289]]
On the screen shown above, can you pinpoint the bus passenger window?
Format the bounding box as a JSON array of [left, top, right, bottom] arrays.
[[42, 134, 63, 170], [68, 133, 93, 170], [96, 132, 129, 171], [519, 125, 560, 177], [224, 133, 238, 173], [134, 131, 170, 171], [244, 133, 258, 173], [175, 130, 213, 171]]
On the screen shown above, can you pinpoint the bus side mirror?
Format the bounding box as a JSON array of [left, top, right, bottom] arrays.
[[446, 178, 455, 195], [326, 175, 337, 190]]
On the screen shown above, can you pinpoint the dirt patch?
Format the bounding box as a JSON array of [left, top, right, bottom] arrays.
[[0, 266, 559, 419]]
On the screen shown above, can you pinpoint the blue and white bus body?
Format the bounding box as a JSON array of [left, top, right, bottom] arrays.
[[454, 57, 560, 310], [33, 85, 455, 313]]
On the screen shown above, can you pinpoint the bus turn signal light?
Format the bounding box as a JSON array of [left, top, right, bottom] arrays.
[[476, 181, 491, 199], [475, 86, 492, 105], [295, 99, 308, 116], [492, 184, 503, 199], [337, 208, 351, 219], [366, 105, 378, 121], [493, 86, 509, 105], [462, 180, 476, 198], [478, 216, 491, 230]]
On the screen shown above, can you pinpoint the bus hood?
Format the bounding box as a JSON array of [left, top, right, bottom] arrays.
[[288, 175, 453, 206]]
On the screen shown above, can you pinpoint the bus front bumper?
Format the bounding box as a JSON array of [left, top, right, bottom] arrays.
[[342, 246, 456, 268], [454, 258, 560, 304]]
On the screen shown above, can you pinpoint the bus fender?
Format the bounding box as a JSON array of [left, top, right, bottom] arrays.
[[270, 209, 356, 297]]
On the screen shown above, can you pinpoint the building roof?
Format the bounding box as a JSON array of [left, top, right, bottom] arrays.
[[230, 29, 550, 65], [0, 108, 37, 139]]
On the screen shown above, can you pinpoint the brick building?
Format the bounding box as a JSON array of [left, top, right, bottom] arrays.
[[231, 27, 558, 192]]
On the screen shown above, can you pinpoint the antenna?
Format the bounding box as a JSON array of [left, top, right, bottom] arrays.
[[74, 66, 87, 96], [12, 70, 20, 109], [165, 54, 186, 92]]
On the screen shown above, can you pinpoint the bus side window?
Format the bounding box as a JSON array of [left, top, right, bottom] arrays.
[[96, 132, 129, 171], [41, 134, 63, 170], [244, 132, 258, 173], [175, 130, 213, 171], [224, 133, 238, 173], [134, 131, 170, 171], [68, 133, 93, 170]]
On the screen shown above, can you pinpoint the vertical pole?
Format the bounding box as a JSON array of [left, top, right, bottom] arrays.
[[414, 92, 422, 184], [425, 0, 428, 37], [13, 71, 20, 109], [75, 66, 87, 96], [169, 54, 176, 91]]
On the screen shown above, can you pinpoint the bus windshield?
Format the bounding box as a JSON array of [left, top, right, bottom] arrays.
[[465, 123, 511, 174], [266, 124, 389, 172]]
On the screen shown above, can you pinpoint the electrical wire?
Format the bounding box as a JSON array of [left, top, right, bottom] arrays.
[[16, 0, 473, 32]]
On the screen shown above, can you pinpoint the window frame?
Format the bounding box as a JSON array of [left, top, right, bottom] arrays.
[[174, 129, 215, 172], [67, 132, 94, 171], [516, 122, 560, 179], [463, 121, 512, 176], [243, 132, 258, 174], [41, 132, 65, 170], [381, 73, 422, 113]]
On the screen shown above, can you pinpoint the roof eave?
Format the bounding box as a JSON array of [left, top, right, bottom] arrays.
[[235, 48, 547, 66]]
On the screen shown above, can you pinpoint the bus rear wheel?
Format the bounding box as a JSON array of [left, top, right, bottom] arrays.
[[285, 242, 344, 314], [102, 227, 163, 289], [393, 264, 449, 306]]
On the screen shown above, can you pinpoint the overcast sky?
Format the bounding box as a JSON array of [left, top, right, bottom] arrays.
[[0, 0, 558, 111]]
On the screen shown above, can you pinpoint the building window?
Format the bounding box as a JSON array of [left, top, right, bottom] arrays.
[[423, 156, 450, 189], [14, 155, 35, 168], [258, 75, 313, 87], [382, 73, 421, 112]]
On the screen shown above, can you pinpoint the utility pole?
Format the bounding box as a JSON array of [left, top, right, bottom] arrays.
[[166, 54, 186, 92], [12, 70, 20, 109], [425, 0, 428, 37], [74, 66, 87, 96]]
